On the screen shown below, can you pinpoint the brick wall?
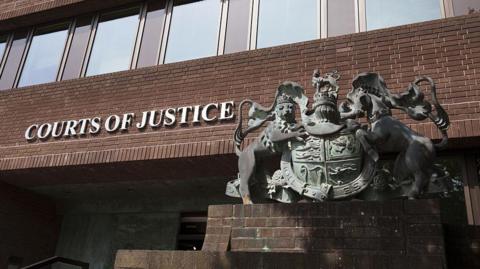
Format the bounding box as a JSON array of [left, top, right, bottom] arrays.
[[0, 181, 60, 268], [0, 0, 139, 32], [0, 0, 138, 18], [113, 200, 478, 269], [0, 14, 480, 173], [0, 0, 80, 20], [204, 200, 446, 257]]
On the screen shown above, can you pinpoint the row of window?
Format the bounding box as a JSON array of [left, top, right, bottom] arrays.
[[0, 0, 477, 90]]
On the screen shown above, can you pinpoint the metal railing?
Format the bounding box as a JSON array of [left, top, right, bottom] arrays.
[[21, 256, 89, 269]]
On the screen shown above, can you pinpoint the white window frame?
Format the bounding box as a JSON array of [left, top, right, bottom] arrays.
[[13, 28, 34, 87], [0, 34, 14, 78], [131, 2, 148, 69], [57, 20, 76, 81]]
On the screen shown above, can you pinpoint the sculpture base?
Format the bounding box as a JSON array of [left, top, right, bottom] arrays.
[[115, 199, 453, 269], [115, 250, 445, 269]]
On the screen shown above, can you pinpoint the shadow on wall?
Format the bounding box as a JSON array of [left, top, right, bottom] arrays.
[[46, 176, 237, 269], [0, 181, 60, 269], [52, 213, 180, 269]]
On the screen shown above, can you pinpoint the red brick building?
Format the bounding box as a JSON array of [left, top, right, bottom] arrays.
[[0, 0, 479, 268]]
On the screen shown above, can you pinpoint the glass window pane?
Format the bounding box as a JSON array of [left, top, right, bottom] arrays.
[[86, 7, 140, 76], [165, 0, 222, 64], [137, 0, 167, 68], [0, 31, 28, 90], [328, 0, 356, 37], [0, 35, 8, 64], [453, 0, 480, 16], [224, 0, 251, 54], [62, 17, 93, 80], [257, 0, 318, 49], [18, 24, 69, 87], [366, 0, 441, 31]]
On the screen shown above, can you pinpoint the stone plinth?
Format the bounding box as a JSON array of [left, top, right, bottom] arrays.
[[204, 199, 446, 258], [115, 199, 449, 269], [115, 250, 445, 269]]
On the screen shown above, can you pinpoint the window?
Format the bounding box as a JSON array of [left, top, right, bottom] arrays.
[[0, 0, 457, 90], [164, 0, 222, 63], [366, 0, 442, 31], [256, 0, 318, 49], [176, 212, 207, 250], [62, 17, 93, 80], [18, 23, 69, 87], [0, 35, 8, 64], [224, 0, 251, 54], [327, 0, 356, 37], [86, 7, 141, 76], [453, 0, 480, 16], [137, 0, 167, 68], [0, 31, 28, 90]]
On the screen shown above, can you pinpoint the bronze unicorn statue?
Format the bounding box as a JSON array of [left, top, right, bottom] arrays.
[[340, 73, 450, 198]]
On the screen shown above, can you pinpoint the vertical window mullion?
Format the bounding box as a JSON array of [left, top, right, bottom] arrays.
[[217, 0, 229, 55], [225, 0, 253, 53], [445, 0, 453, 18], [358, 0, 366, 32], [81, 13, 100, 77], [440, 0, 446, 18], [441, 0, 455, 18], [131, 2, 148, 69], [57, 19, 76, 82], [138, 0, 168, 68], [159, 0, 173, 64], [14, 28, 34, 88], [320, 0, 327, 38], [154, 0, 169, 66], [0, 34, 14, 78], [246, 0, 254, 50], [354, 0, 360, 32], [250, 0, 259, 49]]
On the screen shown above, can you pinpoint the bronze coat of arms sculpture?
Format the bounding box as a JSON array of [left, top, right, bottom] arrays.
[[227, 70, 457, 204]]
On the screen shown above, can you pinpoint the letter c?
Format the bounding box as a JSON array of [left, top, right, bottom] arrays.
[[202, 103, 219, 122], [25, 124, 38, 141]]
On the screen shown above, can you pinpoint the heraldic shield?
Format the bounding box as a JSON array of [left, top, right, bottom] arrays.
[[281, 130, 376, 202]]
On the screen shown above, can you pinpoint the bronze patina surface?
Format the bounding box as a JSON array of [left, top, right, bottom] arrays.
[[227, 70, 458, 203]]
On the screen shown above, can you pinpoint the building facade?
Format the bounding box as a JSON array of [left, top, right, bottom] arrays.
[[1, 0, 480, 268]]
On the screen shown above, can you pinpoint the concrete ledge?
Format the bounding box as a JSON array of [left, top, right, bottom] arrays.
[[114, 250, 445, 269]]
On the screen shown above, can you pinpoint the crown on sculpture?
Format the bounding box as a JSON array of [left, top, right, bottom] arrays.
[[312, 70, 340, 107], [276, 93, 295, 105]]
